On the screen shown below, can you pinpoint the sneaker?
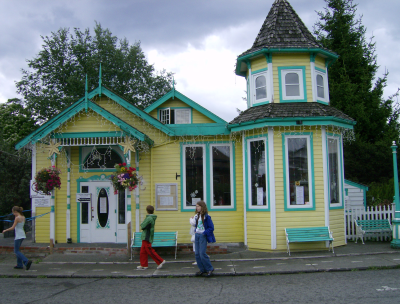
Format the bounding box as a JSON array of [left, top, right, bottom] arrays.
[[14, 266, 23, 269], [26, 260, 32, 271], [192, 262, 197, 265], [137, 266, 148, 270], [157, 260, 166, 269]]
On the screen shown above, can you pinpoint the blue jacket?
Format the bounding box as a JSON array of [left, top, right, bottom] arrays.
[[195, 213, 216, 243]]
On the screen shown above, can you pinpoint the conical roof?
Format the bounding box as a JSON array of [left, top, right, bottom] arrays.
[[239, 0, 328, 57]]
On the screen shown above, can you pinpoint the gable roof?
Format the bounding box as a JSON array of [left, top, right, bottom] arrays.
[[144, 88, 227, 124], [15, 86, 173, 150]]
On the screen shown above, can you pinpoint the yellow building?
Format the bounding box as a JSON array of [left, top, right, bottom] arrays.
[[17, 0, 355, 252]]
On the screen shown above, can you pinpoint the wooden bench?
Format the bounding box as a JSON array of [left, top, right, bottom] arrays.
[[285, 227, 334, 256], [354, 219, 392, 244], [131, 231, 178, 260]]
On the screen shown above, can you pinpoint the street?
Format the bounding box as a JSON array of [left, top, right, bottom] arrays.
[[1, 269, 399, 304]]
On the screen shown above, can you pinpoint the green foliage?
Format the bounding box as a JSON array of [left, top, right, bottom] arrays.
[[366, 179, 397, 206], [15, 22, 173, 122], [314, 0, 400, 184]]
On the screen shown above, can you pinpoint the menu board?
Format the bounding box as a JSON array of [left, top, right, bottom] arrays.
[[155, 183, 178, 211]]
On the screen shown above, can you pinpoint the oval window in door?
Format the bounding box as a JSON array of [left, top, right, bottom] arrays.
[[97, 188, 109, 228]]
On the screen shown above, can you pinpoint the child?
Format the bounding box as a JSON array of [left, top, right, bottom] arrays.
[[2, 206, 32, 270], [137, 205, 166, 270]]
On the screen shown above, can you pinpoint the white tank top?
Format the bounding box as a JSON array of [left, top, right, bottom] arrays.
[[15, 220, 26, 240]]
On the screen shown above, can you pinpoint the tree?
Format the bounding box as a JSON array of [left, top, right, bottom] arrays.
[[15, 23, 173, 122], [0, 101, 36, 229], [314, 0, 400, 184]]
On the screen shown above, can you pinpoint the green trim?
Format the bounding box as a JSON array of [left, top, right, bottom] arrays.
[[315, 67, 326, 73], [67, 204, 70, 210], [127, 194, 131, 198], [236, 48, 338, 77], [53, 131, 123, 139], [67, 195, 70, 198], [157, 107, 193, 124], [327, 133, 344, 210], [252, 101, 270, 107], [278, 66, 307, 103], [344, 179, 369, 191], [167, 123, 229, 135], [245, 135, 270, 211], [68, 168, 70, 172], [316, 100, 329, 105], [251, 67, 268, 75], [265, 53, 272, 64], [79, 146, 124, 173], [51, 206, 55, 212], [229, 116, 355, 132], [144, 89, 226, 124], [127, 205, 131, 211], [282, 132, 315, 211], [310, 53, 317, 63]]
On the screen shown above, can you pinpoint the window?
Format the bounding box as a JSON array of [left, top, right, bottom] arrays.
[[247, 139, 267, 208], [284, 135, 313, 209], [81, 186, 89, 224], [251, 71, 268, 105], [315, 70, 328, 103], [118, 190, 125, 224], [210, 144, 233, 208], [81, 147, 124, 171], [328, 137, 341, 206], [183, 145, 206, 209], [279, 68, 305, 101], [159, 108, 191, 124]]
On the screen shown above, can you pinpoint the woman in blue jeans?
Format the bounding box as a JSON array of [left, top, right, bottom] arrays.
[[2, 206, 32, 270], [191, 201, 216, 277]]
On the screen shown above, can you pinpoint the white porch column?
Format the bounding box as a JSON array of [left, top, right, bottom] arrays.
[[66, 147, 71, 243], [135, 151, 140, 232], [126, 150, 132, 233], [50, 154, 56, 252], [31, 144, 36, 242]]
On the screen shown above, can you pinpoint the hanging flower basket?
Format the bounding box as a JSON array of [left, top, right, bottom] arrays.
[[33, 166, 62, 195], [110, 163, 138, 194]]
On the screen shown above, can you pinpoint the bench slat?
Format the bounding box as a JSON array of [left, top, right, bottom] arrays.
[[354, 219, 392, 244], [131, 231, 178, 260], [285, 226, 334, 256]]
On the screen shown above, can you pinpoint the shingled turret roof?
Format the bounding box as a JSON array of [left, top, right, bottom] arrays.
[[239, 0, 331, 58]]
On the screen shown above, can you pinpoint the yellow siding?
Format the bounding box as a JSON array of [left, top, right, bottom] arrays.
[[315, 55, 326, 70], [247, 213, 271, 250], [330, 209, 346, 246], [272, 53, 312, 103], [251, 56, 268, 72]]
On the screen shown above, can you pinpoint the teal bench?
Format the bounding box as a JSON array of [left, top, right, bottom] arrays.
[[131, 231, 178, 260], [355, 219, 392, 244], [285, 227, 334, 256]]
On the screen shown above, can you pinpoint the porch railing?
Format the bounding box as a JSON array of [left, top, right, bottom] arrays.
[[56, 137, 124, 146]]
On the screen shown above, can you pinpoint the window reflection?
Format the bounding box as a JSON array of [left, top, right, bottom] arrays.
[[212, 146, 231, 206], [250, 140, 266, 206], [328, 138, 340, 204], [185, 146, 204, 206], [288, 138, 309, 205]]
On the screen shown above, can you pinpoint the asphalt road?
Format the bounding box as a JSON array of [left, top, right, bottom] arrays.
[[1, 269, 399, 304]]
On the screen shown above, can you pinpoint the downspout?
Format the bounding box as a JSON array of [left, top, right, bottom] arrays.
[[322, 127, 330, 245], [31, 144, 36, 242], [268, 128, 276, 249], [242, 131, 247, 247]]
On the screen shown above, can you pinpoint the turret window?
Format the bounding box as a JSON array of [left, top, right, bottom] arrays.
[[255, 75, 267, 100], [316, 74, 325, 98], [279, 67, 306, 102], [315, 69, 328, 103], [251, 70, 269, 105]]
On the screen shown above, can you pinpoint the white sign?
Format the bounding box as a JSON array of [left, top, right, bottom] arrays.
[[100, 197, 107, 213], [296, 186, 305, 205], [157, 185, 171, 196], [192, 197, 201, 206], [160, 196, 174, 206], [257, 187, 264, 205], [76, 193, 91, 202], [33, 197, 51, 207], [30, 180, 49, 198]]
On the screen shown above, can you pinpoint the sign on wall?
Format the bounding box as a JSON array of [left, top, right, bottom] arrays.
[[155, 183, 178, 211]]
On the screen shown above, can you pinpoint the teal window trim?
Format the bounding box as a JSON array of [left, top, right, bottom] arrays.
[[327, 133, 344, 210], [79, 146, 125, 173], [282, 132, 315, 211], [251, 67, 268, 75], [315, 67, 326, 73], [245, 135, 270, 211], [157, 107, 193, 124], [180, 141, 236, 212], [209, 142, 236, 211], [180, 143, 207, 212], [315, 69, 328, 104], [278, 66, 307, 103], [252, 101, 270, 107], [76, 174, 113, 243]]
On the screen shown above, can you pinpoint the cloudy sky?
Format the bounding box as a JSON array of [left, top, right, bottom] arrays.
[[0, 0, 399, 122]]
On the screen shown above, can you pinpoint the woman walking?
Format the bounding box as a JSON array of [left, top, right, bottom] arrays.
[[191, 201, 215, 277], [2, 206, 32, 270]]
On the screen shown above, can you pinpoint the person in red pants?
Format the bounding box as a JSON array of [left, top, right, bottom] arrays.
[[137, 205, 166, 270]]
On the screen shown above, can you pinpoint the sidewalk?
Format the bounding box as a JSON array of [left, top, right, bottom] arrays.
[[1, 240, 400, 278]]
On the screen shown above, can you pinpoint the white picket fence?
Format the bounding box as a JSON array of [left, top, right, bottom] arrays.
[[345, 204, 395, 241]]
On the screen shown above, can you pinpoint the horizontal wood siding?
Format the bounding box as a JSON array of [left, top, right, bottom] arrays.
[[272, 53, 312, 103], [250, 56, 268, 72], [247, 213, 271, 250], [330, 209, 346, 246], [315, 56, 326, 70]]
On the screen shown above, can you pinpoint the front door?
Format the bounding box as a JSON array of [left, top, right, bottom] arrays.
[[80, 181, 117, 243]]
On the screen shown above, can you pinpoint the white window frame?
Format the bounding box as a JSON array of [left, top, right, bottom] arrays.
[[315, 69, 328, 103], [327, 136, 343, 208], [285, 135, 313, 209], [182, 144, 207, 210], [247, 137, 268, 209], [159, 108, 170, 124], [281, 69, 305, 101], [209, 143, 234, 209], [251, 71, 269, 105]]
